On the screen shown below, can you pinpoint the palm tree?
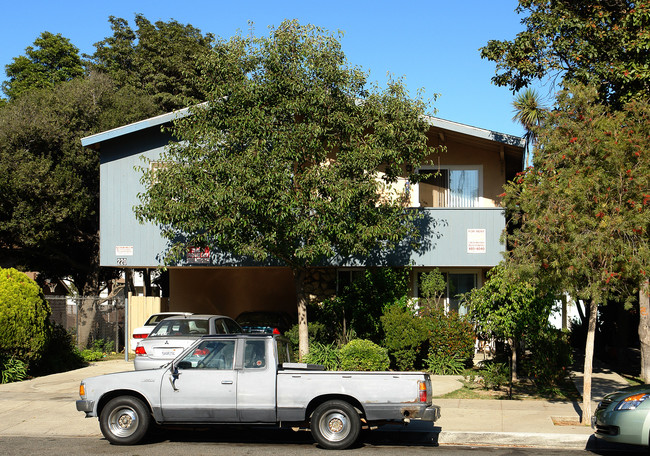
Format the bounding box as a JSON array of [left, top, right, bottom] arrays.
[[512, 88, 547, 167]]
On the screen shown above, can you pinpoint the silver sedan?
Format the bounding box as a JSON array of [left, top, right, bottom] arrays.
[[133, 314, 242, 370]]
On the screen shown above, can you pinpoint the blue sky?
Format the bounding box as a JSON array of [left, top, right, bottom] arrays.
[[1, 0, 542, 137]]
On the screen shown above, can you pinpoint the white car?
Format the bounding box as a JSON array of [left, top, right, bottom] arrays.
[[130, 312, 193, 351]]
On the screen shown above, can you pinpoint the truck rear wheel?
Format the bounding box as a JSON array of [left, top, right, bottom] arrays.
[[99, 396, 150, 445], [310, 400, 360, 450]]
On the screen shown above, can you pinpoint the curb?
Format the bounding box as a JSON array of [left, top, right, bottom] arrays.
[[374, 426, 592, 449], [437, 431, 589, 449]]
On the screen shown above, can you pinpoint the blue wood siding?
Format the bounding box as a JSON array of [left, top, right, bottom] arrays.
[[411, 207, 505, 267], [98, 131, 506, 269], [100, 130, 172, 268]]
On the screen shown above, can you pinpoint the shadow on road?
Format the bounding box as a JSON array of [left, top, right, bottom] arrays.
[[144, 423, 441, 449]]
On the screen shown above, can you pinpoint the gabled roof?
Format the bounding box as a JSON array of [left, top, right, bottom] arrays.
[[81, 105, 524, 149], [81, 106, 193, 148], [425, 116, 525, 148]]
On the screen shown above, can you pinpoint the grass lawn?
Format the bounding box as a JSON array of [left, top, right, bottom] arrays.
[[436, 375, 581, 401]]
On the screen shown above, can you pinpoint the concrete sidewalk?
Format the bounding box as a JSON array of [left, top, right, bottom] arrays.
[[0, 358, 633, 449]]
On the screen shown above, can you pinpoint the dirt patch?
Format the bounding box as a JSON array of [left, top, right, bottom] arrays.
[[551, 416, 583, 426]]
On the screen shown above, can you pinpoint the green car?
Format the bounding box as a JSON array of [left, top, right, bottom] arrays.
[[593, 384, 650, 447]]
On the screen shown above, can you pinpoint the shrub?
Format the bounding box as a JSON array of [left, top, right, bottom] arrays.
[[317, 268, 411, 344], [304, 342, 340, 370], [522, 327, 573, 387], [421, 305, 475, 363], [425, 352, 465, 375], [0, 268, 51, 365], [92, 338, 115, 354], [479, 361, 509, 390], [0, 356, 28, 383], [77, 338, 116, 363], [381, 302, 428, 370], [80, 349, 105, 362], [338, 339, 390, 371], [29, 323, 84, 376]]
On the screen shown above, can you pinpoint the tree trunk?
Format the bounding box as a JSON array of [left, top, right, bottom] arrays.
[[581, 298, 598, 425], [639, 279, 650, 382], [293, 268, 309, 361], [125, 268, 136, 295], [508, 338, 518, 382], [76, 296, 98, 349]]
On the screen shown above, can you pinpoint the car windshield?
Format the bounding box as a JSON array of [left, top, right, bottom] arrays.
[[145, 314, 180, 326], [149, 319, 208, 337], [238, 313, 277, 326]]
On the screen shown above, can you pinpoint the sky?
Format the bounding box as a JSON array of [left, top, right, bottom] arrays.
[[0, 0, 542, 137]]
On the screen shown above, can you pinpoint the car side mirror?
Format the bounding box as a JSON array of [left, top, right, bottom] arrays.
[[177, 361, 192, 370]]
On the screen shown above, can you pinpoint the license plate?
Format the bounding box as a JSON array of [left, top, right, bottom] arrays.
[[160, 349, 178, 357]]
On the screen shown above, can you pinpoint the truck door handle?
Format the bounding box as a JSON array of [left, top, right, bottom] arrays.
[[221, 380, 233, 384]]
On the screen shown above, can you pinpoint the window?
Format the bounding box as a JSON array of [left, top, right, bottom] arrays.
[[337, 269, 365, 293], [418, 168, 480, 208], [276, 339, 292, 364], [415, 271, 477, 315], [178, 340, 235, 369], [448, 273, 476, 315], [244, 340, 266, 369]]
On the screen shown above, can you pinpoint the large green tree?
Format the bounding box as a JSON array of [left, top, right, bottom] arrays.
[[1, 15, 211, 294], [502, 83, 650, 422], [0, 72, 158, 294], [2, 32, 85, 100], [136, 20, 436, 358], [481, 0, 650, 106], [87, 14, 215, 112]]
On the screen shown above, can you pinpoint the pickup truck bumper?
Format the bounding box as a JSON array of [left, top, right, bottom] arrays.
[[421, 404, 441, 422], [76, 400, 95, 416]]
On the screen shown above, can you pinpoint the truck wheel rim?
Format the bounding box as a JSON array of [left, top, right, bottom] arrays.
[[108, 406, 139, 438], [319, 411, 349, 442]]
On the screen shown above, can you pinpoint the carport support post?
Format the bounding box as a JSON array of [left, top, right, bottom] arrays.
[[124, 287, 129, 362]]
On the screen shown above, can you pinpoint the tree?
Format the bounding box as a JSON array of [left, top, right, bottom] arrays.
[[501, 83, 650, 422], [480, 1, 650, 106], [512, 88, 546, 167], [466, 263, 554, 383], [87, 14, 215, 112], [0, 72, 158, 294], [2, 32, 85, 100], [419, 268, 446, 308], [136, 20, 436, 359]]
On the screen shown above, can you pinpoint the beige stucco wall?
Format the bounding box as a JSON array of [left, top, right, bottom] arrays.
[[420, 131, 507, 208], [448, 137, 504, 205]]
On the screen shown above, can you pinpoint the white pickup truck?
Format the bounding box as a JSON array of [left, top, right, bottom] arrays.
[[77, 334, 440, 450]]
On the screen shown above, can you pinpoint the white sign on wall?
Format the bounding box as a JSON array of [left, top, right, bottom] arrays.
[[467, 229, 486, 254], [115, 245, 134, 256]]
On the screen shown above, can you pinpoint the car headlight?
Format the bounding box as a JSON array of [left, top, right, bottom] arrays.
[[615, 393, 650, 411]]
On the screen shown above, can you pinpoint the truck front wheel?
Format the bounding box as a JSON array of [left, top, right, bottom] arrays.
[[310, 400, 361, 450], [99, 396, 150, 445]]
